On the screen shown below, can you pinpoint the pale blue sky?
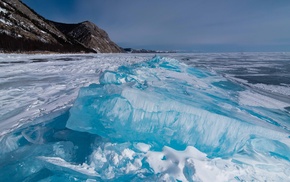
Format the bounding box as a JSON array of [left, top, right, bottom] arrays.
[[22, 0, 290, 52]]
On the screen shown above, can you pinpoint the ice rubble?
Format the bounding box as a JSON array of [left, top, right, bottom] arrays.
[[1, 56, 290, 181], [88, 141, 289, 181]]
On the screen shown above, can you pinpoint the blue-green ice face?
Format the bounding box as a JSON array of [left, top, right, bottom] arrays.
[[67, 56, 290, 157]]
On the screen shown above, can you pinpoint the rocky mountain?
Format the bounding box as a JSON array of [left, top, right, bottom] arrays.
[[52, 21, 122, 53], [0, 0, 122, 53]]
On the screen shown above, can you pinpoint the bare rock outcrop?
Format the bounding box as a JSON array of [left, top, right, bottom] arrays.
[[52, 21, 123, 53]]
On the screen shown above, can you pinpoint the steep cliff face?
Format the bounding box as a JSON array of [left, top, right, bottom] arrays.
[[0, 0, 122, 53], [52, 21, 123, 53]]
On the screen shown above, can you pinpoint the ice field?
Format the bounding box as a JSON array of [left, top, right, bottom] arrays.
[[0, 53, 290, 181]]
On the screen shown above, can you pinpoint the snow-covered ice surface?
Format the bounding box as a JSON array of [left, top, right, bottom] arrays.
[[0, 54, 146, 136], [0, 53, 290, 181]]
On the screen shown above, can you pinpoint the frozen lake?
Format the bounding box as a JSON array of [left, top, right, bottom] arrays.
[[0, 53, 289, 181]]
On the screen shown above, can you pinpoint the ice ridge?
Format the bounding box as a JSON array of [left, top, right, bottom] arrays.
[[1, 56, 289, 181], [67, 56, 290, 158]]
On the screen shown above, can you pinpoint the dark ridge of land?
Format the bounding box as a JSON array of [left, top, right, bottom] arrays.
[[0, 0, 123, 53]]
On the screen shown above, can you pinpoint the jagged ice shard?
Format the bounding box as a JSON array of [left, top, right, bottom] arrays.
[[65, 56, 290, 180], [1, 55, 290, 181]]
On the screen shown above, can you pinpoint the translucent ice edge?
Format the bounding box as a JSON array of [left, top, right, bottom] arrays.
[[1, 56, 290, 181], [67, 56, 290, 157]]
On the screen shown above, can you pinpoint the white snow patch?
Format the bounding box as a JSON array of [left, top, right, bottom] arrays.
[[0, 7, 7, 14], [146, 145, 290, 182], [40, 30, 47, 34], [239, 90, 289, 109], [39, 156, 100, 177], [0, 18, 12, 26], [253, 83, 290, 96], [0, 29, 11, 35]]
